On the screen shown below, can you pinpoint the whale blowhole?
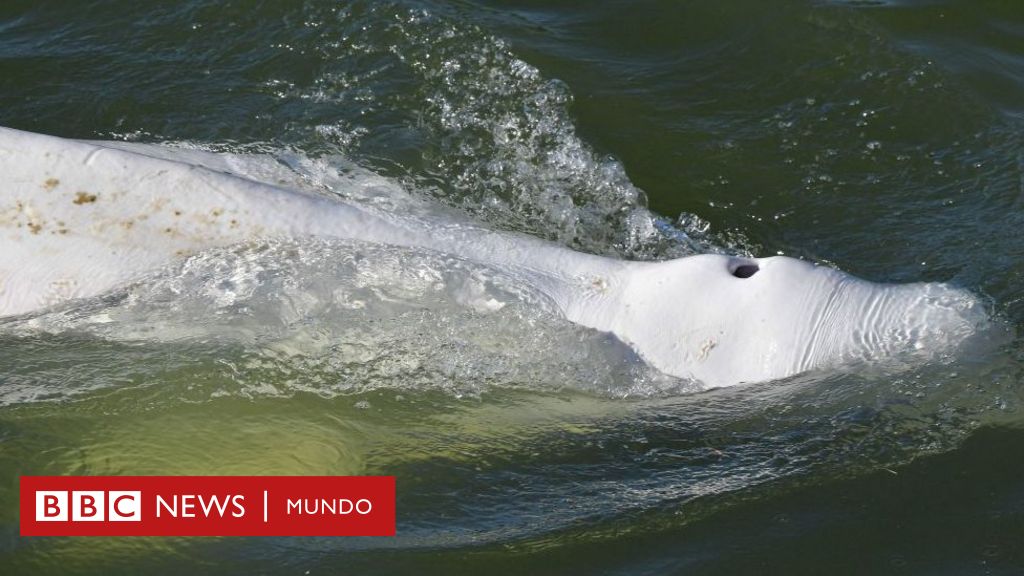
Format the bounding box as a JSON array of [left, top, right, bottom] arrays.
[[731, 263, 759, 279]]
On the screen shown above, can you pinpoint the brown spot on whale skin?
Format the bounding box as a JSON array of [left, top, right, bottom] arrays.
[[174, 210, 182, 216], [28, 222, 42, 234], [211, 208, 223, 217], [230, 219, 239, 228], [43, 178, 60, 190], [122, 221, 134, 230], [73, 192, 98, 205]]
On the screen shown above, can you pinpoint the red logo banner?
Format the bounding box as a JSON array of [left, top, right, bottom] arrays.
[[20, 476, 395, 536]]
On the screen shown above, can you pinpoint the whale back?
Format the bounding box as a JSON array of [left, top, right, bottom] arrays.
[[0, 127, 415, 316]]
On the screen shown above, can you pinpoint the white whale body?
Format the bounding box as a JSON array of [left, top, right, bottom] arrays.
[[0, 127, 987, 387]]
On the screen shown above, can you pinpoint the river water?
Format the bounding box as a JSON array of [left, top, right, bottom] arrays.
[[1, 1, 1024, 574]]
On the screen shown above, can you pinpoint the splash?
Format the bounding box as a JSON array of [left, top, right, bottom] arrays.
[[232, 1, 720, 259]]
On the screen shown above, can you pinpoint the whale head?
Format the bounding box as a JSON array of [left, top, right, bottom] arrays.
[[605, 254, 989, 388]]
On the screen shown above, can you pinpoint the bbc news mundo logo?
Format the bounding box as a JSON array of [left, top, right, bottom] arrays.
[[20, 476, 395, 537]]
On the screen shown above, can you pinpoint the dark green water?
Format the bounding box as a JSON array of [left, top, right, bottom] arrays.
[[2, 0, 1024, 574]]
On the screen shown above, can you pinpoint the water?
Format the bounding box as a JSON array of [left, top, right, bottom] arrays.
[[1, 0, 1023, 573]]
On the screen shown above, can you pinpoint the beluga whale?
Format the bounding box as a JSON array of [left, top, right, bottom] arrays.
[[0, 127, 989, 388]]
